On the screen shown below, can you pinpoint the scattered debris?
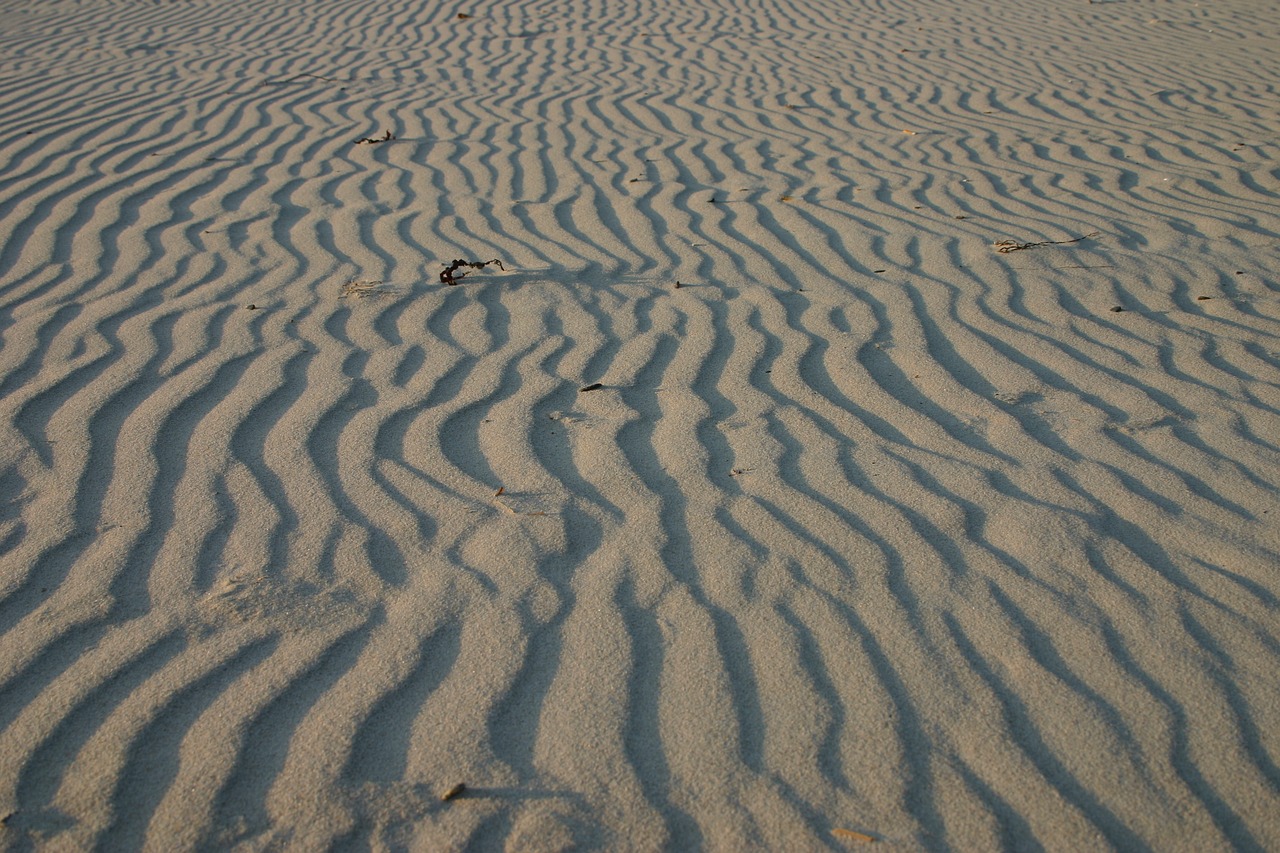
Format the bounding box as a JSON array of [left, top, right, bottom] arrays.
[[579, 383, 604, 392], [441, 783, 467, 802], [340, 279, 386, 299], [993, 231, 1099, 253], [354, 129, 396, 145], [440, 258, 505, 286]]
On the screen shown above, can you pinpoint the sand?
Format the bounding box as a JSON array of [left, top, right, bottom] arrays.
[[1, 0, 1278, 849]]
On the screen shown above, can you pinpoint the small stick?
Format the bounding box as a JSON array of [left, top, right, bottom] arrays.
[[262, 73, 342, 86], [993, 231, 1099, 253], [831, 827, 876, 842], [440, 783, 467, 802]]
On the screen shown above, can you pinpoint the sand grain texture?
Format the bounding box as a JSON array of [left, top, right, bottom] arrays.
[[1, 0, 1279, 849]]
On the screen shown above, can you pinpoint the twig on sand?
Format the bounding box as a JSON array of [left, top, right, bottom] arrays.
[[993, 231, 1099, 253], [831, 827, 876, 843], [353, 129, 396, 145], [440, 258, 505, 286], [262, 73, 342, 86]]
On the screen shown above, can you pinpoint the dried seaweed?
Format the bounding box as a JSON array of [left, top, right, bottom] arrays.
[[993, 231, 1099, 253], [440, 258, 505, 286], [353, 130, 396, 145]]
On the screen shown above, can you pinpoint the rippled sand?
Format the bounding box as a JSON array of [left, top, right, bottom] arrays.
[[1, 0, 1278, 849]]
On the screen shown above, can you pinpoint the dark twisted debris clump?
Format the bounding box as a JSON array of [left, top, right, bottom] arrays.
[[440, 258, 505, 285]]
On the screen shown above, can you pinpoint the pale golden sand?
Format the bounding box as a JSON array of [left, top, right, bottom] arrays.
[[1, 0, 1278, 849]]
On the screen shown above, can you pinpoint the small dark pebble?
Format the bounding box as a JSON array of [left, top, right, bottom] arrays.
[[246, 304, 258, 310], [441, 783, 467, 801], [580, 383, 604, 392], [873, 269, 886, 273], [1236, 271, 1245, 274], [1197, 296, 1212, 300], [1110, 306, 1124, 312]]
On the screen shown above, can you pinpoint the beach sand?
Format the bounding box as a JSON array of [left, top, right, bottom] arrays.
[[1, 0, 1278, 849]]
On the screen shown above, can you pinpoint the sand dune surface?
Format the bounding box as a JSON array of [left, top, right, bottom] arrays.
[[1, 0, 1279, 849]]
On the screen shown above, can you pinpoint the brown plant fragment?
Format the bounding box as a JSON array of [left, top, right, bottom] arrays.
[[440, 258, 505, 286], [353, 129, 396, 145]]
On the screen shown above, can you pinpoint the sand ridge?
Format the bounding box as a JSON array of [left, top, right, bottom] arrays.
[[1, 0, 1278, 849]]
